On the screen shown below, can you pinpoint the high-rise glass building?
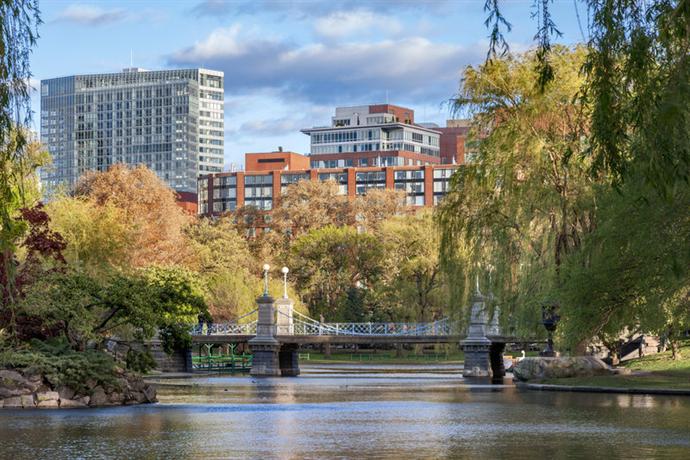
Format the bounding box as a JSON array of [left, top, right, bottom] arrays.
[[40, 67, 224, 193]]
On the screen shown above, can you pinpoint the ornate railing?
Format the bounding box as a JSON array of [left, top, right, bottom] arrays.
[[190, 309, 456, 337]]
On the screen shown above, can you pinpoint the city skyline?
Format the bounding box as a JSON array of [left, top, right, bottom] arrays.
[[30, 1, 586, 169]]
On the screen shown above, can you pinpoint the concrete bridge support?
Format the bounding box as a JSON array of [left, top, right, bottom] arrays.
[[249, 294, 281, 377], [249, 294, 301, 377], [462, 293, 493, 378]]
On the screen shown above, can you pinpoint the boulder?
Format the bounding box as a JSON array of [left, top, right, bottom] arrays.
[[76, 396, 90, 406], [108, 392, 125, 404], [0, 370, 26, 385], [3, 396, 23, 408], [0, 386, 31, 398], [89, 386, 108, 406], [36, 391, 60, 403], [513, 356, 610, 381], [143, 385, 157, 403], [56, 385, 76, 401], [37, 400, 59, 408], [59, 398, 87, 408], [20, 394, 35, 408]]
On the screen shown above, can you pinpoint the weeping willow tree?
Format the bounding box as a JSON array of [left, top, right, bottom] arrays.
[[483, 0, 690, 192], [0, 1, 41, 331], [437, 46, 597, 337], [441, 0, 690, 349]]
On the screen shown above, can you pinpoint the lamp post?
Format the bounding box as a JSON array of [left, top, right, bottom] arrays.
[[262, 263, 270, 296], [281, 266, 289, 299]]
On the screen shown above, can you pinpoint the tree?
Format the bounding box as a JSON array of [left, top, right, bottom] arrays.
[[376, 211, 447, 322], [558, 179, 690, 358], [0, 1, 41, 318], [272, 179, 353, 239], [288, 226, 384, 320], [17, 266, 207, 350], [185, 217, 259, 321], [46, 196, 133, 277], [75, 164, 193, 268], [483, 1, 690, 193], [353, 188, 407, 232], [438, 47, 595, 335]]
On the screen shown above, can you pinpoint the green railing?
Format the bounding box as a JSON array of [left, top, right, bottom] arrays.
[[192, 344, 253, 372]]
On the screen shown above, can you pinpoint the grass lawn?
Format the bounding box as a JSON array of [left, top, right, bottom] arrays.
[[542, 344, 690, 390]]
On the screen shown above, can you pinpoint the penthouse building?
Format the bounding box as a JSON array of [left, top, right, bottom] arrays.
[[197, 150, 458, 216], [301, 104, 443, 168], [40, 67, 224, 193]]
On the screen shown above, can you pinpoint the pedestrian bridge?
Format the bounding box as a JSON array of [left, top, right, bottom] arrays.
[[184, 294, 537, 379], [191, 309, 461, 343]]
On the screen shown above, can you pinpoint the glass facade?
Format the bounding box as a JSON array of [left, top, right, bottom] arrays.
[[40, 68, 224, 193]]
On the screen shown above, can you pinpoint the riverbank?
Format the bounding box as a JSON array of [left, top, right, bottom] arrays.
[[0, 367, 157, 409], [536, 345, 690, 393]]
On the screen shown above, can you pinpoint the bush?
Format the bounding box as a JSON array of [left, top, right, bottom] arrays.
[[0, 338, 119, 394], [159, 323, 192, 355], [125, 349, 156, 373]]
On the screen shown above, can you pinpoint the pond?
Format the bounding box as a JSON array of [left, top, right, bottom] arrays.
[[1, 364, 688, 459]]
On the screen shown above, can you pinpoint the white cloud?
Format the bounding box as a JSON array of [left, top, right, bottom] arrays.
[[169, 25, 484, 104], [55, 4, 127, 25], [313, 9, 402, 39]]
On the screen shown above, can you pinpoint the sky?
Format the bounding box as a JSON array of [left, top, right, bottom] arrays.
[[30, 0, 587, 168]]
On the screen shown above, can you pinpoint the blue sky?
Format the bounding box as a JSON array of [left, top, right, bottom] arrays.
[[31, 0, 587, 168]]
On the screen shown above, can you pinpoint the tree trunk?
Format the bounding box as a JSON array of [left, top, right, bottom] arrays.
[[670, 339, 681, 360]]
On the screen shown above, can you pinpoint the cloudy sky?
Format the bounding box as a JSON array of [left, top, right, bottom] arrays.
[[31, 0, 586, 168]]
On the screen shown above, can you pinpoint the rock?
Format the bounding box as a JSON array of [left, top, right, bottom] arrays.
[[85, 379, 97, 390], [36, 391, 60, 402], [59, 398, 87, 408], [57, 385, 76, 401], [143, 385, 157, 403], [0, 386, 31, 398], [513, 356, 610, 382], [3, 396, 23, 408], [37, 400, 59, 408], [0, 370, 25, 385], [89, 386, 108, 406], [76, 396, 90, 406], [109, 392, 125, 404], [21, 394, 35, 408]]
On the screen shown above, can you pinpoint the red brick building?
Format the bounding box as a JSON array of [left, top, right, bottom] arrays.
[[198, 151, 458, 216]]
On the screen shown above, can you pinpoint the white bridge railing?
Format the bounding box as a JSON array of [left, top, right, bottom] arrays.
[[190, 308, 456, 337]]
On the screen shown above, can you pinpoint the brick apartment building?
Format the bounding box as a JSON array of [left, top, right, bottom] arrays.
[[197, 104, 468, 217], [198, 150, 459, 215]]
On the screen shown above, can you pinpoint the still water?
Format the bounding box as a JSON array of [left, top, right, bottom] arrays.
[[0, 364, 689, 459]]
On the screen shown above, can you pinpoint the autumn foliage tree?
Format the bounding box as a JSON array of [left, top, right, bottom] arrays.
[[74, 164, 193, 268]]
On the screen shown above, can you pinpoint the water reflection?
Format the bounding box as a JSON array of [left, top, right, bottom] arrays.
[[0, 364, 688, 459]]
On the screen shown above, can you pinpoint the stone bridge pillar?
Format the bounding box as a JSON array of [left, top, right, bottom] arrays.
[[276, 298, 294, 335], [461, 293, 492, 377], [248, 294, 281, 376]]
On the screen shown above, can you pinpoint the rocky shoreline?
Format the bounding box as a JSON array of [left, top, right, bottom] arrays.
[[0, 368, 157, 409]]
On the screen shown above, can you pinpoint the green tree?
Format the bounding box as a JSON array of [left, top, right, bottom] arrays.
[[0, 1, 41, 318], [438, 46, 595, 335], [185, 217, 258, 320], [558, 179, 690, 358], [288, 225, 384, 320], [46, 196, 133, 277], [376, 211, 447, 322], [17, 266, 207, 350]]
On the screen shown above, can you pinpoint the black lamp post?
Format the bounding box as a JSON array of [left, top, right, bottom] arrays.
[[540, 304, 560, 357]]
